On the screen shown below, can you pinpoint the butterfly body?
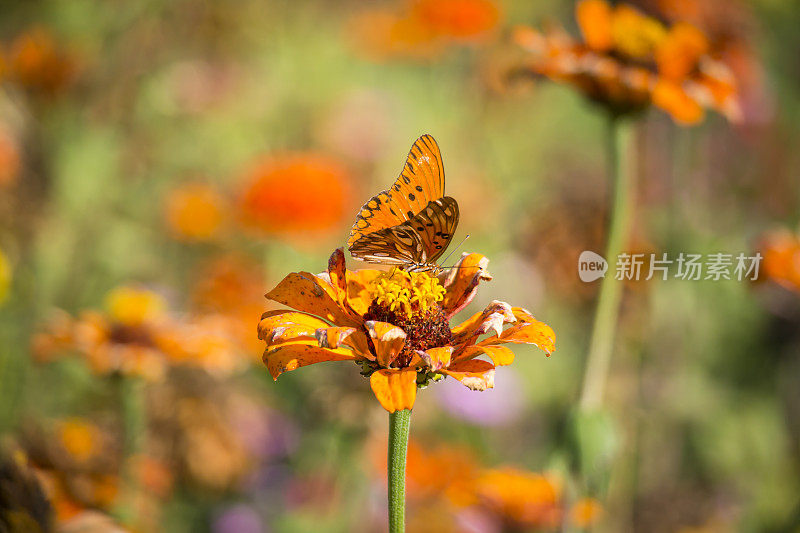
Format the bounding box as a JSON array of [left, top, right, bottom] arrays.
[[347, 135, 459, 272]]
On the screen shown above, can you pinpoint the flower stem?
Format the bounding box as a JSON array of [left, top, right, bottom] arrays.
[[579, 115, 635, 411], [388, 408, 412, 533], [114, 375, 145, 525]]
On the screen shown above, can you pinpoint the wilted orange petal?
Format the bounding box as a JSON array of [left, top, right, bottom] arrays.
[[315, 326, 357, 349], [370, 368, 417, 412], [263, 342, 357, 380], [346, 268, 384, 315], [257, 310, 330, 343], [365, 321, 407, 367], [576, 0, 613, 51], [482, 320, 556, 355], [451, 300, 514, 344], [455, 344, 515, 366], [417, 346, 453, 371], [442, 359, 495, 391], [326, 249, 348, 300], [439, 253, 492, 318], [266, 272, 359, 326]]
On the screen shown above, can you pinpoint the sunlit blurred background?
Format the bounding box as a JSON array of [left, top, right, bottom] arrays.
[[1, 0, 799, 531]]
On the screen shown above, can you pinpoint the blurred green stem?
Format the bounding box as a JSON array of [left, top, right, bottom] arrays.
[[114, 375, 145, 525], [579, 115, 635, 410], [388, 409, 411, 533]]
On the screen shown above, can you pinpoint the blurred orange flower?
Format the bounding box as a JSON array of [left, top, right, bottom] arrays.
[[571, 497, 604, 528], [511, 0, 740, 124], [350, 0, 499, 61], [760, 229, 800, 293], [191, 255, 266, 358], [6, 27, 76, 95], [631, 0, 766, 122], [238, 154, 351, 235], [20, 419, 122, 523], [0, 125, 21, 188], [258, 249, 554, 413], [164, 183, 227, 242], [147, 385, 261, 492], [474, 467, 561, 529], [377, 439, 603, 530], [34, 285, 251, 381], [57, 419, 101, 464], [411, 0, 499, 41]]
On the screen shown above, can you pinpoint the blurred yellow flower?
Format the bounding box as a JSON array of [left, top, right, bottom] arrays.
[[258, 249, 554, 412], [164, 182, 227, 242], [239, 154, 351, 235], [105, 286, 166, 327]]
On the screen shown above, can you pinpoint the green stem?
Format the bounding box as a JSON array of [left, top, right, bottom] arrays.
[[579, 115, 636, 411], [114, 375, 145, 525], [388, 408, 412, 533]]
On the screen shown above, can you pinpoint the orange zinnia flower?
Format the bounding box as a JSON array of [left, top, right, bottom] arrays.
[[239, 154, 350, 235], [258, 249, 555, 412], [511, 0, 740, 124]]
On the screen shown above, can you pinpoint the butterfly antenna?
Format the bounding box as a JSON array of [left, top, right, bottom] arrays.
[[439, 234, 470, 268]]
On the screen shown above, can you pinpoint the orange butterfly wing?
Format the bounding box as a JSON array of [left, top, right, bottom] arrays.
[[349, 197, 459, 265], [347, 134, 445, 249]]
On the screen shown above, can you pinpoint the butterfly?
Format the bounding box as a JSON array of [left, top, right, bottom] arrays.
[[347, 134, 459, 272]]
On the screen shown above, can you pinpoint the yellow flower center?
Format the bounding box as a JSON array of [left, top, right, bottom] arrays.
[[369, 268, 446, 319], [611, 6, 666, 59], [105, 286, 166, 327]]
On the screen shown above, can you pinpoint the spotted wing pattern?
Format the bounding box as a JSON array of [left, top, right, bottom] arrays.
[[349, 197, 459, 266], [347, 134, 445, 249], [347, 135, 458, 269]]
